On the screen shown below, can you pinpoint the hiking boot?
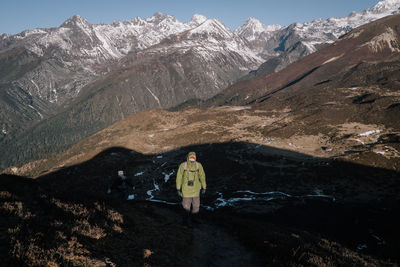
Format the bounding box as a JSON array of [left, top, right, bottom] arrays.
[[180, 210, 191, 227], [192, 212, 201, 224], [184, 211, 193, 227]]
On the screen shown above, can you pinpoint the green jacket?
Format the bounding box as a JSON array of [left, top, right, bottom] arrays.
[[176, 153, 206, 198]]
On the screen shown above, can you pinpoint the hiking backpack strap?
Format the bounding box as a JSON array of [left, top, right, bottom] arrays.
[[183, 162, 199, 171]]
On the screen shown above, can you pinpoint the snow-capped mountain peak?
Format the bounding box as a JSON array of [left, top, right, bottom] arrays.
[[189, 18, 234, 39], [190, 14, 207, 27], [241, 18, 266, 32], [61, 15, 91, 28], [371, 0, 400, 13], [235, 17, 282, 41], [147, 12, 177, 24]]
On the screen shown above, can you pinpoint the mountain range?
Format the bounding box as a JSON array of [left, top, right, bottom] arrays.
[[10, 13, 400, 176], [1, 0, 400, 170]]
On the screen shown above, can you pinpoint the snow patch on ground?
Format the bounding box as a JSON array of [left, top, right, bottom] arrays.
[[236, 190, 292, 197], [134, 171, 144, 176], [355, 138, 365, 145], [145, 87, 161, 107], [371, 234, 387, 246], [127, 194, 135, 200], [146, 180, 160, 200], [288, 142, 298, 148], [163, 171, 174, 183], [373, 145, 400, 158], [304, 189, 336, 201], [229, 106, 251, 111], [145, 180, 177, 205], [27, 104, 44, 119], [357, 244, 368, 251], [215, 192, 228, 207], [30, 79, 40, 92], [322, 54, 344, 64], [215, 189, 336, 208], [215, 192, 253, 207], [201, 205, 215, 211], [359, 130, 381, 136]]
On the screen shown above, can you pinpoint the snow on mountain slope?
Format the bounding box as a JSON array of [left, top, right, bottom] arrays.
[[189, 19, 233, 38], [1, 0, 400, 170], [0, 12, 263, 110], [183, 18, 263, 64], [0, 13, 203, 151], [1, 0, 398, 110], [286, 0, 400, 52], [92, 12, 191, 53], [0, 13, 204, 129], [236, 0, 400, 77], [2, 13, 192, 64]]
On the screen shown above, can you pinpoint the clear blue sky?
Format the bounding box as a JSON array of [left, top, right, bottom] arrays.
[[0, 0, 380, 35]]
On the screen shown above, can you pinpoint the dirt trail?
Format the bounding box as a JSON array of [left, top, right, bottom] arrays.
[[151, 205, 264, 267], [181, 223, 263, 267]]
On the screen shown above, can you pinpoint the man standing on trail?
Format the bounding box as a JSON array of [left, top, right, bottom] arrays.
[[176, 152, 206, 225]]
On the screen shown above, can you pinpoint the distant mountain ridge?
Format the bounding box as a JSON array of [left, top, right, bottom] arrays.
[[0, 13, 260, 149], [236, 0, 400, 76], [1, 0, 399, 112]]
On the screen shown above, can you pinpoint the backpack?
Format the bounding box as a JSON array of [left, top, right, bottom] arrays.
[[184, 162, 199, 186]]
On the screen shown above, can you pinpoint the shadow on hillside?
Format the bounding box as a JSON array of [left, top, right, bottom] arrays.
[[1, 142, 399, 266]]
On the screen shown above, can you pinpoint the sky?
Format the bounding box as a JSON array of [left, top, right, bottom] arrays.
[[0, 0, 381, 35]]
